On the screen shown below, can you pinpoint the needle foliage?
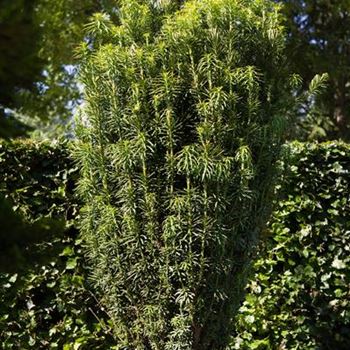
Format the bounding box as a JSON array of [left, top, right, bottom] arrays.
[[75, 0, 299, 348]]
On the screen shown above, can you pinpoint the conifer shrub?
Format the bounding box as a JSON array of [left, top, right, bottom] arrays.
[[75, 1, 300, 348]]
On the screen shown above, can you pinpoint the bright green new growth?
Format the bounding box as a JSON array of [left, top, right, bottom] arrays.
[[75, 0, 294, 348]]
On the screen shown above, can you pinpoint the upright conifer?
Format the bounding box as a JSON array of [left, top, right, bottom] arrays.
[[75, 1, 298, 348]]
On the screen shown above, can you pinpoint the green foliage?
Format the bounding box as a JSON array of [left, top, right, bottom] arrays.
[[280, 0, 350, 140], [2, 140, 350, 349], [0, 140, 115, 349], [75, 1, 297, 348], [0, 0, 119, 139], [19, 0, 116, 138], [0, 0, 43, 139], [0, 140, 75, 220], [233, 141, 350, 349], [0, 195, 65, 272]]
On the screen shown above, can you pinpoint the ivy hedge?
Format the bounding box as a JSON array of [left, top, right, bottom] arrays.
[[0, 140, 115, 349], [1, 140, 350, 349], [233, 141, 350, 350]]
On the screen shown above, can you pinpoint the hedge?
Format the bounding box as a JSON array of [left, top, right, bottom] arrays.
[[0, 140, 114, 349], [1, 140, 350, 349], [233, 141, 350, 349]]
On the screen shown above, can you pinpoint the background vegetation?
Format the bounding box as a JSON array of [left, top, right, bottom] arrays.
[[0, 141, 115, 349], [1, 0, 350, 349], [2, 0, 349, 141], [233, 142, 350, 349], [282, 0, 350, 140], [2, 141, 350, 349]]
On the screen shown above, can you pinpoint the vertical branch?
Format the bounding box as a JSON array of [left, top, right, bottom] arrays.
[[166, 106, 175, 196]]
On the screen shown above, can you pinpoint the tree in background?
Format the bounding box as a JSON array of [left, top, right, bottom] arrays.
[[1, 0, 346, 141], [75, 0, 304, 348], [0, 0, 117, 139], [281, 0, 350, 140], [0, 0, 43, 138], [21, 0, 121, 138]]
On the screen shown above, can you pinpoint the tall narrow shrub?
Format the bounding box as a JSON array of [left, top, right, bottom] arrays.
[[75, 1, 296, 348]]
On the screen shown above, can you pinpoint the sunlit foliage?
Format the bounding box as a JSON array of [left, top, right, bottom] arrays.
[[75, 0, 300, 348]]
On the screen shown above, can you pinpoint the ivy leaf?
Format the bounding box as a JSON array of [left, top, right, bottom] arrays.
[[332, 257, 346, 270], [66, 257, 78, 270]]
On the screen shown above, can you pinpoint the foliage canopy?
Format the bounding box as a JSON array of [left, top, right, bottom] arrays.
[[281, 0, 350, 140], [0, 0, 117, 139]]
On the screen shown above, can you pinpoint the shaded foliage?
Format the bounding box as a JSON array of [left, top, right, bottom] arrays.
[[0, 140, 115, 349], [233, 141, 350, 349], [0, 0, 118, 139], [0, 195, 65, 272], [281, 0, 350, 140], [0, 0, 43, 138]]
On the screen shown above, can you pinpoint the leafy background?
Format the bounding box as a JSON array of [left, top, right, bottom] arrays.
[[1, 141, 350, 349], [1, 0, 350, 348], [233, 142, 350, 349], [0, 141, 115, 349]]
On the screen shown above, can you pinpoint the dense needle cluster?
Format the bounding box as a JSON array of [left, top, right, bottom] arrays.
[[75, 0, 296, 348]]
